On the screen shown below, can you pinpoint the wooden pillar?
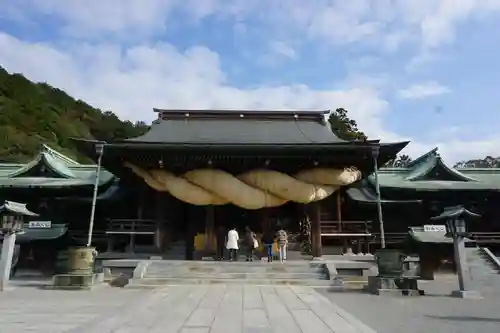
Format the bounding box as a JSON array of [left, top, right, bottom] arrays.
[[186, 213, 195, 260], [107, 235, 115, 252], [155, 192, 165, 253], [310, 202, 322, 258], [205, 206, 215, 253], [337, 192, 347, 254], [131, 186, 145, 253]]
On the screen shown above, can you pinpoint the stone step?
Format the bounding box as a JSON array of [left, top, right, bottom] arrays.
[[146, 266, 325, 275], [127, 277, 333, 287], [144, 272, 327, 279], [146, 262, 322, 268], [146, 260, 324, 267]]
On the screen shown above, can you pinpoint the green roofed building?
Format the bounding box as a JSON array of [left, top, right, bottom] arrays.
[[2, 110, 500, 264], [344, 147, 500, 253], [0, 144, 133, 273]]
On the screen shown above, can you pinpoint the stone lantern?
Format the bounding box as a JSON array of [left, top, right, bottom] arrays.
[[431, 205, 482, 299], [0, 201, 38, 291]]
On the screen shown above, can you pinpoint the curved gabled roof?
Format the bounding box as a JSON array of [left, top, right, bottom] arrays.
[[364, 148, 500, 191], [404, 150, 477, 182], [0, 200, 38, 216], [7, 144, 77, 178], [0, 145, 115, 189]]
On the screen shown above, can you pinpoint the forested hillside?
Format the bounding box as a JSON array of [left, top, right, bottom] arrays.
[[5, 65, 493, 168], [0, 66, 149, 163]]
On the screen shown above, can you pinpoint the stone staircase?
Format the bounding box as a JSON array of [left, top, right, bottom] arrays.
[[465, 247, 500, 291], [128, 260, 332, 287]]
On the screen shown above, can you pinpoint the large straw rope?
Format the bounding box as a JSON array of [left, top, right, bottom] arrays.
[[124, 162, 361, 209]]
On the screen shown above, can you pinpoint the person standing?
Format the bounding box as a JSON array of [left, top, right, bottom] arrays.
[[261, 229, 275, 262], [244, 226, 257, 262], [216, 225, 227, 260], [226, 227, 239, 261], [276, 227, 288, 263]]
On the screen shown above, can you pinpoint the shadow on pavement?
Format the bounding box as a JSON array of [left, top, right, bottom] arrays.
[[426, 315, 500, 323]]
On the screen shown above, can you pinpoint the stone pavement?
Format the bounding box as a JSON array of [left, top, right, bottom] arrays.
[[0, 283, 376, 333], [319, 275, 500, 333]]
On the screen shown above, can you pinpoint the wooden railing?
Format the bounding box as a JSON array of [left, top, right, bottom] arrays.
[[320, 220, 372, 237], [106, 219, 157, 235], [68, 230, 108, 244], [470, 232, 500, 244], [369, 232, 408, 245]]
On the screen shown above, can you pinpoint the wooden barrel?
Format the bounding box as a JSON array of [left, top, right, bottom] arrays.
[[66, 247, 96, 275]]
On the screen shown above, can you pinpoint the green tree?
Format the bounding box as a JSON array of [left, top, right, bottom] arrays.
[[327, 108, 367, 141], [0, 66, 150, 162], [385, 154, 412, 167], [454, 156, 500, 168]]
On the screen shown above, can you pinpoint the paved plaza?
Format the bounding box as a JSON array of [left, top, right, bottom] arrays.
[[320, 275, 500, 333], [1, 282, 375, 333], [4, 275, 500, 333]]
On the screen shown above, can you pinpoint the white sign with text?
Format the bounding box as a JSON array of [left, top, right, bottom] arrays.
[[28, 221, 52, 229], [423, 225, 446, 232]]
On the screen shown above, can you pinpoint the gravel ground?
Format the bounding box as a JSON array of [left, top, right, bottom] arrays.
[[319, 275, 500, 333]]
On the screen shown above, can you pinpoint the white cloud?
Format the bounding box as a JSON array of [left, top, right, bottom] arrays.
[[1, 1, 500, 164], [5, 0, 500, 49], [0, 32, 393, 142], [1, 29, 498, 163], [397, 81, 451, 100], [0, 0, 178, 40], [269, 41, 297, 60]]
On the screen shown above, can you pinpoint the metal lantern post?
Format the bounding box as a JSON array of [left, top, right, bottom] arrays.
[[86, 143, 104, 248], [372, 146, 386, 249]]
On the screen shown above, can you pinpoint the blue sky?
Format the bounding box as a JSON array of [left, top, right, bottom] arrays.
[[1, 0, 500, 163]]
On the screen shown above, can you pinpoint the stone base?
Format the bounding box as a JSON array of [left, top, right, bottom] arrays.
[[52, 273, 103, 290], [367, 288, 424, 296], [451, 290, 483, 299], [366, 276, 424, 296]]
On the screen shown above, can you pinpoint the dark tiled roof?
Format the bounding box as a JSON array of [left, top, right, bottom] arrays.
[[125, 109, 346, 144]]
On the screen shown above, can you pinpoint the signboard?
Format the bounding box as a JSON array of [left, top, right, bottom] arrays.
[[423, 225, 446, 232], [28, 221, 52, 229]]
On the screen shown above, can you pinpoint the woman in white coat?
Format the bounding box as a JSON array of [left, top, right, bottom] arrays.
[[226, 227, 239, 261]]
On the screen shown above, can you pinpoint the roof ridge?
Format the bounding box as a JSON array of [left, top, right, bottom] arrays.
[[405, 153, 478, 182], [6, 145, 78, 179], [41, 144, 80, 165], [406, 147, 438, 168], [40, 152, 77, 179]]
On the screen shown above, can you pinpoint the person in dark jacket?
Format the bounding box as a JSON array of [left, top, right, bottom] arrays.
[[244, 226, 257, 261], [261, 229, 275, 262]]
